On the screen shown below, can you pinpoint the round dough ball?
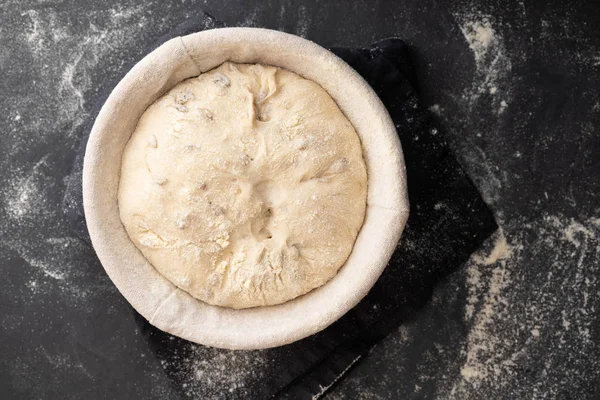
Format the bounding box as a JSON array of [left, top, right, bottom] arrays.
[[118, 62, 367, 309]]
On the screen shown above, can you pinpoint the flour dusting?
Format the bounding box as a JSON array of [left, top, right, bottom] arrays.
[[157, 344, 270, 399], [562, 219, 596, 248], [20, 6, 149, 137], [296, 5, 310, 38], [464, 229, 512, 320], [457, 230, 515, 385], [454, 12, 512, 107], [22, 10, 46, 53], [444, 10, 516, 210], [4, 156, 52, 221], [498, 99, 508, 114], [460, 19, 495, 66], [429, 104, 442, 116], [447, 213, 600, 398], [2, 5, 153, 310], [465, 145, 504, 208], [240, 6, 260, 28]]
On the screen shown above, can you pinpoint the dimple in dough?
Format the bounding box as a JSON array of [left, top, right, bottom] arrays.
[[118, 62, 367, 309]]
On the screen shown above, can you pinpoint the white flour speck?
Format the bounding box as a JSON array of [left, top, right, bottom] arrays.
[[429, 104, 442, 115], [499, 100, 508, 114]]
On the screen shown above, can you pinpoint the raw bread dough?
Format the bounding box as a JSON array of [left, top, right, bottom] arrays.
[[118, 62, 367, 309]]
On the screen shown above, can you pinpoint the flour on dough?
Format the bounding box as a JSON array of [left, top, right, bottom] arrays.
[[118, 62, 367, 309]]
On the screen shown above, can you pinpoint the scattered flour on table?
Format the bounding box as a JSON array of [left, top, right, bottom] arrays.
[[4, 155, 53, 221], [2, 156, 80, 286], [463, 229, 512, 320], [463, 144, 504, 208], [190, 348, 266, 396], [453, 11, 512, 113], [296, 5, 310, 38], [447, 213, 600, 399], [20, 6, 149, 137], [459, 229, 515, 383], [459, 19, 494, 66], [441, 8, 516, 212], [240, 6, 260, 27], [429, 104, 443, 116], [157, 344, 270, 399], [2, 5, 150, 307], [38, 345, 93, 378]]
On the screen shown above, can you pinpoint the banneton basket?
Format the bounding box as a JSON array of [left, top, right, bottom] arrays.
[[83, 27, 409, 350]]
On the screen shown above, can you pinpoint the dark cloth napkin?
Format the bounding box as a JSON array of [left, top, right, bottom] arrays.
[[62, 11, 497, 399]]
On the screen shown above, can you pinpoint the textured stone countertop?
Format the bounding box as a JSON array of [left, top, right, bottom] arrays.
[[1, 0, 599, 399]]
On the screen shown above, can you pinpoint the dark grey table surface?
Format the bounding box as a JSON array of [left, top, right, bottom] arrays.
[[1, 0, 599, 399]]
